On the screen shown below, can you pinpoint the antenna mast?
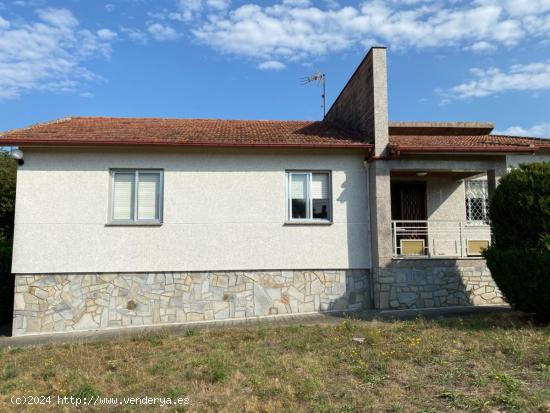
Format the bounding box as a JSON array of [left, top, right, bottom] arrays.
[[301, 71, 326, 119]]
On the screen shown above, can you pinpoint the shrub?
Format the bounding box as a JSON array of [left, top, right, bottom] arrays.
[[484, 162, 550, 322], [484, 248, 550, 320], [0, 152, 16, 242], [489, 162, 550, 250]]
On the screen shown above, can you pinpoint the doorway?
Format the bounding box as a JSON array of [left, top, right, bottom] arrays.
[[391, 182, 428, 255]]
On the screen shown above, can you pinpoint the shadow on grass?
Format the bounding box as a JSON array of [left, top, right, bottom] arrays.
[[323, 307, 544, 332]]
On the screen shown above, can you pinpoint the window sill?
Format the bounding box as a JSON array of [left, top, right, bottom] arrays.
[[284, 220, 333, 226], [105, 222, 163, 227]]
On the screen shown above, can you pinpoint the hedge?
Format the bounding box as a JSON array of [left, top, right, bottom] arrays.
[[485, 248, 550, 321], [489, 162, 550, 250], [484, 162, 550, 322]]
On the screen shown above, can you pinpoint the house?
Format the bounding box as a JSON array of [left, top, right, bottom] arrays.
[[2, 47, 550, 336]]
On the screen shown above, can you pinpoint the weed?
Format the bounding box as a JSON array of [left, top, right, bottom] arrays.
[[257, 324, 268, 339], [2, 364, 17, 380], [184, 328, 197, 337], [206, 353, 230, 383], [69, 383, 101, 400]]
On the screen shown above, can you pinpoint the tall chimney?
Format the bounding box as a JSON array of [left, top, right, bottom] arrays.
[[325, 46, 389, 155]]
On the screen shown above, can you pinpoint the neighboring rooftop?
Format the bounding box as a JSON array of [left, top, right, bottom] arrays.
[[389, 122, 495, 136], [0, 117, 371, 149], [389, 133, 550, 154]]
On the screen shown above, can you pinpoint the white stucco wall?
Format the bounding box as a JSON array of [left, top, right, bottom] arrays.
[[506, 151, 550, 169], [426, 177, 466, 221], [12, 147, 371, 274]]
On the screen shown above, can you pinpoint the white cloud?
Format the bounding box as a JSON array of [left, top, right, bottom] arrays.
[[465, 41, 497, 53], [0, 15, 9, 29], [147, 23, 180, 41], [105, 4, 115, 13], [97, 28, 117, 41], [207, 0, 231, 11], [257, 60, 286, 70], [167, 0, 231, 22], [121, 27, 147, 44], [495, 123, 550, 138], [36, 8, 78, 28], [444, 60, 550, 99], [188, 0, 540, 60], [151, 0, 550, 66], [0, 8, 114, 100]]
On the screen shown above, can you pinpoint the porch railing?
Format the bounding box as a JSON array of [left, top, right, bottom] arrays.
[[391, 220, 492, 258]]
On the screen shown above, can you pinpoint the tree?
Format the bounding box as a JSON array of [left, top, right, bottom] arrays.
[[0, 150, 16, 326], [0, 150, 17, 242], [484, 162, 550, 322]]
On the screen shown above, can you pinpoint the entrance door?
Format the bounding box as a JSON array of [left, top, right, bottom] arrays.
[[391, 182, 427, 221], [391, 182, 427, 255]]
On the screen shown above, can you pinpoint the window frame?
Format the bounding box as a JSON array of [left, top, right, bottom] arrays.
[[464, 179, 489, 225], [108, 169, 164, 226], [286, 170, 332, 224]]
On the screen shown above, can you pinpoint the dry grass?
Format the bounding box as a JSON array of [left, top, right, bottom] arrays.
[[1, 312, 549, 412]]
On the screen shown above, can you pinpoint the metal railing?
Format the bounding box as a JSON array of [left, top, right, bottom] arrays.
[[391, 220, 492, 258]]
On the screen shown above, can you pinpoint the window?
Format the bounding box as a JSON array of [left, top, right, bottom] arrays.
[[287, 171, 331, 222], [465, 179, 489, 224], [110, 170, 163, 224]]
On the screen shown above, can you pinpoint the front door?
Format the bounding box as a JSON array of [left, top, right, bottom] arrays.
[[391, 182, 427, 255], [391, 182, 427, 220]]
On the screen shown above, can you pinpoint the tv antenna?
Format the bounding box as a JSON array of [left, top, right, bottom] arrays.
[[301, 70, 326, 118]]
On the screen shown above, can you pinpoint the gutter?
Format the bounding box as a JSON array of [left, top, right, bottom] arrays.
[[0, 140, 374, 150]]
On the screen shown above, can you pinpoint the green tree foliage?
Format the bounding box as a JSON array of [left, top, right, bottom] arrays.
[[484, 162, 550, 322], [0, 150, 15, 325], [489, 162, 550, 251], [0, 151, 17, 242]]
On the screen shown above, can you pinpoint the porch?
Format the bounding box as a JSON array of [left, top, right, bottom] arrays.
[[369, 157, 507, 310], [389, 168, 494, 259]]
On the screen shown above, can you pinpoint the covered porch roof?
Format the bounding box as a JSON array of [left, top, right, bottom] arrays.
[[387, 121, 550, 155]]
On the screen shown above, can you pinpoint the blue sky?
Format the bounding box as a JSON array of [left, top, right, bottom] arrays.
[[0, 0, 549, 137]]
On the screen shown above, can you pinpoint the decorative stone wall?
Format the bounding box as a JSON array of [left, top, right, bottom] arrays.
[[375, 259, 505, 310], [12, 269, 370, 336]]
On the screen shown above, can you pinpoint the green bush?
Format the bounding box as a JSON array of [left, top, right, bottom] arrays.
[[489, 162, 550, 250], [0, 151, 16, 328], [0, 152, 17, 242], [484, 162, 550, 322], [484, 248, 550, 320]]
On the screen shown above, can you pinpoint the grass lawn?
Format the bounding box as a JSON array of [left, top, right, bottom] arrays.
[[1, 312, 549, 412]]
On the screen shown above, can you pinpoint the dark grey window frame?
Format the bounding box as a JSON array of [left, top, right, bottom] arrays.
[[108, 169, 164, 226]]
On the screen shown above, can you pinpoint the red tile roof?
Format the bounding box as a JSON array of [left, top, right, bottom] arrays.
[[0, 117, 371, 149], [2, 117, 548, 154], [389, 134, 550, 154]]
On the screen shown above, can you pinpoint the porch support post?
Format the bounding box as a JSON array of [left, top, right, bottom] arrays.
[[369, 164, 392, 266], [367, 48, 392, 309], [487, 162, 507, 202], [487, 169, 497, 202]]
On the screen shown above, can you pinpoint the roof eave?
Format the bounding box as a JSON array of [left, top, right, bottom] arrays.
[[0, 139, 373, 149], [390, 145, 539, 155]]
